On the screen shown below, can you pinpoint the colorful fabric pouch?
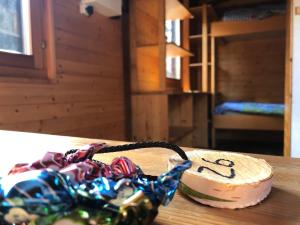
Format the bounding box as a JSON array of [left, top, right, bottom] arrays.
[[0, 142, 191, 225]]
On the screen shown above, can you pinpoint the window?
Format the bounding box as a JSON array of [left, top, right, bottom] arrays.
[[0, 0, 31, 55], [166, 19, 181, 80], [0, 0, 56, 81]]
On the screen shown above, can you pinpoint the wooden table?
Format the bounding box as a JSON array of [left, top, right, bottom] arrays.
[[0, 130, 300, 225]]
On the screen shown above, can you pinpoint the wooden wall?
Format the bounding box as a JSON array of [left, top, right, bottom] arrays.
[[0, 0, 126, 140], [217, 36, 285, 103]]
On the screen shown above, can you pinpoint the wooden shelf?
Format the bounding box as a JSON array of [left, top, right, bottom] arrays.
[[169, 126, 194, 142], [166, 0, 193, 20], [211, 15, 286, 37], [189, 62, 211, 67], [190, 5, 218, 20], [190, 34, 212, 40], [138, 43, 193, 58], [190, 63, 202, 67], [167, 43, 193, 57], [189, 34, 202, 40]]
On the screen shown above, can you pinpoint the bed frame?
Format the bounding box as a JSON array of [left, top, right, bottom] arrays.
[[213, 114, 283, 131], [210, 15, 286, 148], [212, 114, 284, 148]]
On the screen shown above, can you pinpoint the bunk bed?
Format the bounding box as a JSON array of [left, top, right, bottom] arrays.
[[213, 102, 284, 131], [210, 7, 286, 148]]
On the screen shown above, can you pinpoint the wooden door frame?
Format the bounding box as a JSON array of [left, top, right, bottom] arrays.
[[284, 0, 293, 157]]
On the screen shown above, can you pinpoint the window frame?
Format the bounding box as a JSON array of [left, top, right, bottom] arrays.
[[0, 0, 56, 82]]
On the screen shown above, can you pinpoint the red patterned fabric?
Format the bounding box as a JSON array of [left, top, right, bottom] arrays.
[[111, 157, 137, 178], [8, 143, 138, 182]]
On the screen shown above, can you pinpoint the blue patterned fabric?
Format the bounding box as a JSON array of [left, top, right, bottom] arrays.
[[214, 102, 284, 116], [0, 161, 192, 225]]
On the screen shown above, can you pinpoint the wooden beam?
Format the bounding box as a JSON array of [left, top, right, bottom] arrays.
[[129, 0, 138, 92], [211, 15, 286, 37], [210, 37, 215, 94], [122, 0, 132, 141], [284, 0, 293, 157], [210, 36, 216, 149], [190, 5, 218, 21], [158, 0, 166, 92], [201, 4, 208, 92], [44, 0, 57, 81], [182, 0, 190, 92]]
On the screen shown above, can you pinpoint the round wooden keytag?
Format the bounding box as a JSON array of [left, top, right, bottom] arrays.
[[169, 150, 273, 209]]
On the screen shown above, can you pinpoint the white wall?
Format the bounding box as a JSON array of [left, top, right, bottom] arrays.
[[291, 0, 300, 158]]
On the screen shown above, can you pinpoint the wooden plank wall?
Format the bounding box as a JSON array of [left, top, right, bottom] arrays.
[[0, 0, 126, 140], [217, 36, 285, 103]]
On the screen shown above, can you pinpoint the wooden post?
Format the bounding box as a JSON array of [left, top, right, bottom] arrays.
[[44, 0, 56, 81], [202, 4, 208, 92], [158, 0, 166, 92], [210, 37, 215, 95], [182, 0, 190, 92], [211, 36, 216, 148], [284, 0, 293, 157], [122, 0, 132, 140]]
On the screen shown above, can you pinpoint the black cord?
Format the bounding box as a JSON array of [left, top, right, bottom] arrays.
[[64, 142, 189, 162], [91, 141, 189, 161], [64, 149, 78, 157], [63, 142, 188, 180]]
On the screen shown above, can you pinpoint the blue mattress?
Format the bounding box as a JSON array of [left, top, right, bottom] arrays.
[[214, 102, 284, 116]]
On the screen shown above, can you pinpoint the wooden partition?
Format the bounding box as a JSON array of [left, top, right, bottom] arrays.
[[217, 37, 285, 103], [0, 0, 126, 140]]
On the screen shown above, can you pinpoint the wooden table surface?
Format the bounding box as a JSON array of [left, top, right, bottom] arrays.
[[0, 130, 300, 225]]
